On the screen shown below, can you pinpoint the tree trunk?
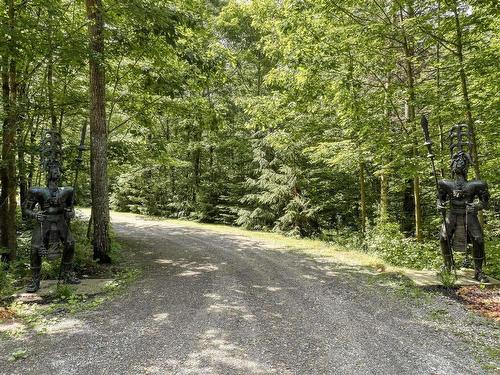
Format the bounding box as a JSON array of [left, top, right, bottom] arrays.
[[401, 3, 422, 242], [359, 161, 367, 234], [47, 23, 57, 131], [380, 172, 389, 222], [27, 118, 40, 189], [0, 0, 18, 261], [436, 0, 445, 178], [380, 74, 391, 222], [86, 0, 110, 263], [452, 2, 480, 179]]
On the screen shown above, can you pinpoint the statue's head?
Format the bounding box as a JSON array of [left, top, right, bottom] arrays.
[[41, 130, 63, 188], [451, 151, 472, 178], [449, 124, 474, 180], [46, 161, 62, 186]]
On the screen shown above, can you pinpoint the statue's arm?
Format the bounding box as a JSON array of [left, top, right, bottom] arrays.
[[437, 180, 449, 210], [64, 188, 76, 220], [466, 181, 489, 213], [476, 182, 490, 210], [23, 189, 41, 221]]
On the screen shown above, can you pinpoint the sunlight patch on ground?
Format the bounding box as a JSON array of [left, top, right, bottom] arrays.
[[181, 328, 270, 374], [177, 270, 203, 277], [152, 313, 170, 322], [302, 274, 318, 280], [151, 257, 220, 276], [205, 293, 256, 322], [266, 286, 282, 292], [0, 321, 23, 334], [203, 293, 222, 300], [37, 318, 86, 335]]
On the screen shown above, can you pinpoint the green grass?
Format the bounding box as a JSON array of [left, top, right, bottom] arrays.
[[1, 212, 140, 337], [8, 348, 28, 362]]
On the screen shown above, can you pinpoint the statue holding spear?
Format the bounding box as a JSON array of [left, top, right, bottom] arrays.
[[421, 116, 490, 282]]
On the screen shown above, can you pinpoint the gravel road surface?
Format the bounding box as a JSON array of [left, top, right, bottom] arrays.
[[0, 212, 492, 374]]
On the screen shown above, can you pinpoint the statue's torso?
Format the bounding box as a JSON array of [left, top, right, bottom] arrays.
[[29, 187, 74, 217], [438, 179, 486, 211]]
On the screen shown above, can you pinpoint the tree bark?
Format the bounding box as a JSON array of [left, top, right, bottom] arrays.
[[0, 0, 18, 261], [401, 3, 422, 242], [47, 20, 57, 131], [17, 85, 27, 210], [359, 161, 367, 234], [380, 74, 391, 222], [452, 2, 480, 179], [86, 0, 111, 263], [380, 172, 388, 222]]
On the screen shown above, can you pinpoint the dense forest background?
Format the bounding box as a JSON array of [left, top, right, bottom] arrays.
[[0, 0, 498, 272]]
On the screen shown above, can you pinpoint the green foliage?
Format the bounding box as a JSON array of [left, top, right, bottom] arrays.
[[2, 0, 499, 275], [53, 284, 75, 301], [8, 349, 28, 362], [484, 240, 500, 280], [0, 266, 15, 299], [365, 222, 442, 269], [438, 269, 457, 288]]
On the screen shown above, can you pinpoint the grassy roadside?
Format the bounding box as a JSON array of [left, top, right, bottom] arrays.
[[0, 216, 141, 341]]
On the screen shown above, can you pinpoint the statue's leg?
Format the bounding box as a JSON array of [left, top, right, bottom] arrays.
[[26, 227, 42, 293], [61, 231, 80, 284], [439, 215, 455, 271], [468, 215, 487, 282]]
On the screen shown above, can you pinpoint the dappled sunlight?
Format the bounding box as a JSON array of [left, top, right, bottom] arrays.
[[0, 320, 24, 334], [152, 312, 170, 322], [180, 328, 270, 374], [301, 274, 318, 280], [37, 318, 87, 335], [203, 293, 222, 300], [154, 259, 173, 264], [208, 303, 247, 314], [231, 289, 246, 295], [151, 257, 220, 277], [204, 293, 256, 321], [252, 285, 294, 293], [178, 270, 203, 277], [265, 286, 281, 292]]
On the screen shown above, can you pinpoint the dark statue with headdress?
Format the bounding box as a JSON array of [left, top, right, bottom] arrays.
[[437, 125, 489, 282], [24, 131, 80, 292]]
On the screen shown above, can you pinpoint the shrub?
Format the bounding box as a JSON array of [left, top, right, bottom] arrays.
[[365, 222, 442, 270]]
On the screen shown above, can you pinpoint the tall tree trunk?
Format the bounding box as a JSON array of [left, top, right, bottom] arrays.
[[401, 3, 422, 242], [452, 2, 480, 179], [380, 74, 391, 222], [380, 172, 389, 222], [436, 0, 445, 178], [402, 180, 415, 234], [86, 0, 110, 263], [17, 86, 27, 210], [0, 0, 18, 261], [27, 120, 37, 188], [359, 161, 367, 234], [47, 22, 57, 131]]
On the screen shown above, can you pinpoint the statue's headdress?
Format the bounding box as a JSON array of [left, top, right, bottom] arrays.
[[41, 130, 63, 172], [449, 124, 474, 176]]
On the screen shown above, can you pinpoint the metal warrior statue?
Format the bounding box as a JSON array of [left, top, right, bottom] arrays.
[[422, 117, 490, 282], [23, 130, 80, 293]]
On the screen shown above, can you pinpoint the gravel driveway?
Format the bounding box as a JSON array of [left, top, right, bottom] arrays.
[[0, 212, 494, 374]]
